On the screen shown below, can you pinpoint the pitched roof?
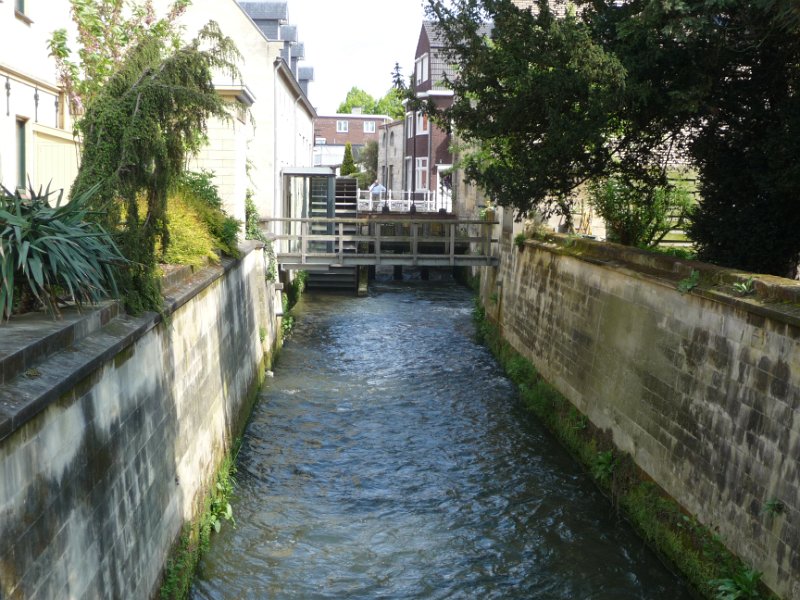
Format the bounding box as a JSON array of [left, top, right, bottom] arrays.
[[422, 20, 493, 48], [238, 1, 288, 21]]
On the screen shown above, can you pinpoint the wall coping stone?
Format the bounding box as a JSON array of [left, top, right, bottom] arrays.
[[525, 232, 800, 329], [0, 242, 263, 442]]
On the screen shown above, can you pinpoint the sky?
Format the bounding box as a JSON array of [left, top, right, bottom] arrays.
[[288, 0, 428, 115]]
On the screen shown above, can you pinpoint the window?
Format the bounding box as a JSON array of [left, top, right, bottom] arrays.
[[415, 54, 429, 85], [363, 121, 376, 133], [415, 157, 428, 191], [336, 120, 348, 133], [388, 165, 394, 189], [416, 112, 429, 135], [15, 0, 24, 12], [16, 119, 26, 190], [406, 113, 413, 138]]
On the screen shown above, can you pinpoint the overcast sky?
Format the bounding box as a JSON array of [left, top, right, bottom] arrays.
[[288, 0, 428, 115]]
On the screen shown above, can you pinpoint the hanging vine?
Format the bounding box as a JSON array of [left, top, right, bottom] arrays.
[[71, 22, 241, 313]]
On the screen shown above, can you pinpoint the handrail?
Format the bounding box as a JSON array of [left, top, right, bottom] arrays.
[[261, 217, 495, 226], [261, 216, 499, 270]]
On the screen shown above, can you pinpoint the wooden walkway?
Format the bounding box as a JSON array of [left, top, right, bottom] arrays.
[[260, 216, 499, 271]]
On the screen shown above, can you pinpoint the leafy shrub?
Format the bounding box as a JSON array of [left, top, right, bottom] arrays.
[[710, 568, 763, 600], [160, 192, 218, 267], [589, 176, 692, 248], [173, 171, 240, 258], [0, 183, 123, 319]]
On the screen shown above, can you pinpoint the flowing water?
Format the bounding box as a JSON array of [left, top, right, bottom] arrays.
[[191, 280, 691, 599]]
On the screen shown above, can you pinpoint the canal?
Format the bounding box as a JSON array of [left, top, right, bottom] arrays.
[[191, 280, 692, 599]]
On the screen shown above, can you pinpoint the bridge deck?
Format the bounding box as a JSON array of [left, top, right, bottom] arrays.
[[261, 217, 499, 270]]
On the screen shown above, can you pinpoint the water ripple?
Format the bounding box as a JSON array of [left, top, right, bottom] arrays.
[[192, 282, 690, 600]]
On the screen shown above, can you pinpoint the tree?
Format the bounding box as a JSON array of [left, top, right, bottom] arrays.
[[337, 87, 378, 114], [71, 22, 241, 312], [337, 81, 405, 120], [589, 175, 692, 248], [428, 0, 800, 275], [340, 142, 358, 176], [356, 140, 378, 188], [49, 0, 191, 115], [423, 0, 630, 220], [376, 88, 405, 120]]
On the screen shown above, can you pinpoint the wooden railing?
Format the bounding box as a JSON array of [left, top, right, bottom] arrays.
[[260, 217, 498, 270]]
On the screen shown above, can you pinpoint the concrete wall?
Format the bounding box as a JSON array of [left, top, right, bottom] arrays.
[[0, 245, 280, 599], [482, 234, 800, 599]]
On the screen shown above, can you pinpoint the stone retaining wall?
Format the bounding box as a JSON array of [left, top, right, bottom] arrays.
[[0, 244, 280, 599], [482, 233, 800, 599]]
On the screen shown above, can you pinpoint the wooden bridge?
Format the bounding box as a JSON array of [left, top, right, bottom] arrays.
[[260, 216, 499, 271]]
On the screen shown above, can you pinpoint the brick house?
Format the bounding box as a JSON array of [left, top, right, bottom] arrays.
[[402, 22, 455, 203], [313, 111, 392, 170]]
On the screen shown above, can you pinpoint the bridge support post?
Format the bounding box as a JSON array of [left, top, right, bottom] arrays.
[[393, 266, 403, 281]]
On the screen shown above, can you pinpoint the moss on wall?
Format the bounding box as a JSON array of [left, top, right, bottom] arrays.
[[473, 299, 776, 599]]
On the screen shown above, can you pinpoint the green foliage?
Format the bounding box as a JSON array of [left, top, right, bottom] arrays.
[[160, 193, 217, 267], [0, 183, 123, 319], [732, 278, 756, 297], [591, 450, 617, 484], [244, 191, 277, 282], [49, 0, 191, 115], [513, 232, 526, 249], [337, 86, 378, 115], [173, 172, 240, 258], [761, 498, 784, 516], [375, 87, 405, 120], [340, 142, 358, 176], [678, 270, 700, 294], [71, 22, 241, 314], [427, 0, 800, 276], [424, 0, 629, 217], [159, 441, 239, 600], [588, 176, 692, 248], [356, 140, 379, 189], [710, 569, 763, 600], [337, 84, 404, 120], [646, 245, 697, 261]]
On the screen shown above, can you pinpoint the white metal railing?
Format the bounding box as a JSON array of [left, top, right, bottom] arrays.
[[260, 216, 497, 269], [356, 189, 453, 214]]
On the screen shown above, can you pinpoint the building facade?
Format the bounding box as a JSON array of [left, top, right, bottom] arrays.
[[313, 111, 392, 170], [0, 0, 77, 196], [402, 22, 455, 204], [377, 120, 404, 195]]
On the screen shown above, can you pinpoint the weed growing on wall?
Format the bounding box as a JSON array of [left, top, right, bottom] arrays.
[[159, 442, 240, 600], [472, 298, 775, 600], [245, 191, 277, 282]]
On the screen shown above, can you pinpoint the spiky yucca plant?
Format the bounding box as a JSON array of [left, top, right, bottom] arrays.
[[0, 182, 124, 319]]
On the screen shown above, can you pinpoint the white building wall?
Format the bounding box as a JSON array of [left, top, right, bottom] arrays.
[[0, 1, 76, 194], [170, 0, 314, 222]]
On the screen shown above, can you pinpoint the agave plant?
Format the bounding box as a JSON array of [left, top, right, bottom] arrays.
[[0, 182, 124, 319]]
